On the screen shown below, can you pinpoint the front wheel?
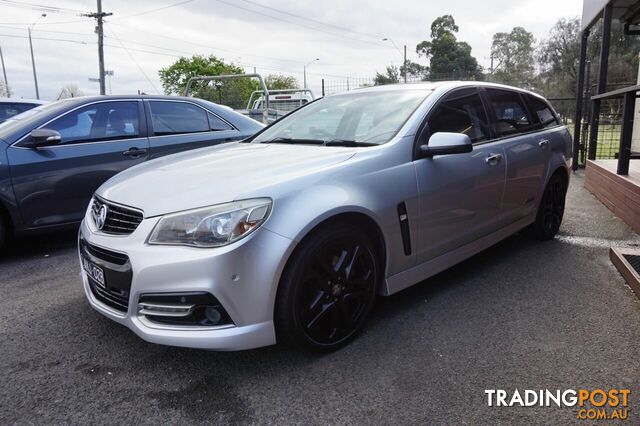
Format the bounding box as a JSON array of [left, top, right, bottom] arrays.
[[525, 173, 567, 240], [275, 224, 379, 352]]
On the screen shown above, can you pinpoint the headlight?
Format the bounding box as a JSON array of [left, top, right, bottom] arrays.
[[148, 198, 272, 248]]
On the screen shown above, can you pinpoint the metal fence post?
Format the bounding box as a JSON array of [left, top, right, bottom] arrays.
[[573, 30, 589, 170], [581, 62, 592, 166], [588, 3, 613, 161], [617, 91, 636, 175], [322, 78, 325, 97]]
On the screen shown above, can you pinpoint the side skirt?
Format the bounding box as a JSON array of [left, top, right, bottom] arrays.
[[382, 215, 534, 296]]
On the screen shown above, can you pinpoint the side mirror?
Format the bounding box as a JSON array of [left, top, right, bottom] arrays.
[[24, 128, 62, 148], [419, 132, 472, 157]]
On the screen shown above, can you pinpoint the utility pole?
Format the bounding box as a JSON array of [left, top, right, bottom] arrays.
[[403, 44, 407, 83], [84, 1, 112, 95], [27, 13, 46, 99], [28, 27, 39, 98], [0, 44, 8, 96], [304, 58, 319, 89]]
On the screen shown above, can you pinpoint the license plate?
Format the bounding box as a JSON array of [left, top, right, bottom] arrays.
[[82, 257, 105, 287]]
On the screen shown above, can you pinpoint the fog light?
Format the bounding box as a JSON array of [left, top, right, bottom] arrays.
[[138, 292, 233, 327], [204, 306, 222, 324]]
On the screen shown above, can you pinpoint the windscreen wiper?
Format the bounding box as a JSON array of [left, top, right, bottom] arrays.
[[324, 139, 377, 147], [262, 137, 324, 145]]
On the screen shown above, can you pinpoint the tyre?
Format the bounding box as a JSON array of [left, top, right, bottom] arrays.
[[0, 217, 5, 252], [275, 223, 379, 352], [525, 172, 567, 241]]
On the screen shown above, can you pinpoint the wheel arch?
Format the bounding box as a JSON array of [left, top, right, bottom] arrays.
[[547, 163, 570, 189], [275, 209, 389, 297]]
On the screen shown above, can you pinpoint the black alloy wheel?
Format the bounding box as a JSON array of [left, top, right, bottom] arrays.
[[526, 173, 567, 240], [276, 224, 378, 352]]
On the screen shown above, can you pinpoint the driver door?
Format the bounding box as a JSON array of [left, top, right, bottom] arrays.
[[7, 100, 149, 228], [414, 88, 506, 263]]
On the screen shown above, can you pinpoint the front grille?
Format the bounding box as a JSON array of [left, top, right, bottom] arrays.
[[82, 241, 129, 265], [92, 197, 143, 235], [88, 278, 129, 313], [80, 236, 132, 314]]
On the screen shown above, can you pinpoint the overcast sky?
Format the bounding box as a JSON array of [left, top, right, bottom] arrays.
[[0, 0, 583, 100]]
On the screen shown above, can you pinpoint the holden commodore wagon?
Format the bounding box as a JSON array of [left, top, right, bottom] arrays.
[[79, 82, 571, 352]]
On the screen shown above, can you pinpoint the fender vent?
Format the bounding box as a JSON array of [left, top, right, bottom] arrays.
[[397, 202, 412, 255]]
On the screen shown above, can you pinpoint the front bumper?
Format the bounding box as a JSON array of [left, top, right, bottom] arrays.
[[79, 215, 294, 351]]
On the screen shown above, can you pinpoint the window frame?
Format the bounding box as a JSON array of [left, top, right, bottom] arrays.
[[13, 99, 147, 148], [413, 86, 493, 160], [482, 87, 541, 139], [144, 99, 237, 137], [523, 93, 561, 130]]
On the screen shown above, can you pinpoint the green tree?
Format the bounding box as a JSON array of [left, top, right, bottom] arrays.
[[490, 27, 535, 86], [415, 15, 482, 80], [536, 18, 581, 97], [536, 18, 640, 119], [158, 55, 258, 108], [400, 60, 429, 81], [265, 74, 299, 89], [374, 65, 400, 85]]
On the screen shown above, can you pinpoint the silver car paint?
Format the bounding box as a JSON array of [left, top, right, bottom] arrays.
[[80, 81, 572, 350]]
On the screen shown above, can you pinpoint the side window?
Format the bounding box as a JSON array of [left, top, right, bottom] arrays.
[[207, 112, 233, 131], [47, 101, 139, 144], [149, 101, 209, 135], [486, 89, 533, 137], [428, 90, 489, 143], [527, 94, 559, 128]]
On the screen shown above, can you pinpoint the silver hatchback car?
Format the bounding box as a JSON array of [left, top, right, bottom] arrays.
[[79, 82, 571, 352]]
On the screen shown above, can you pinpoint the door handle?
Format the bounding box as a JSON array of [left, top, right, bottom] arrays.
[[122, 147, 147, 157], [485, 153, 503, 165], [538, 139, 549, 148]]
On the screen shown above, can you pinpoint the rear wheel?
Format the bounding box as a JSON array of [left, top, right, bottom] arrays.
[[525, 173, 567, 240], [275, 224, 378, 352]]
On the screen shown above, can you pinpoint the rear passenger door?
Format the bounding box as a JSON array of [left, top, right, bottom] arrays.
[[145, 100, 242, 159], [484, 89, 551, 224]]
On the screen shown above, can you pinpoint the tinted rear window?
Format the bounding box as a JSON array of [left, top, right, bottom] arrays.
[[527, 94, 559, 128], [486, 89, 535, 137], [149, 101, 209, 135]]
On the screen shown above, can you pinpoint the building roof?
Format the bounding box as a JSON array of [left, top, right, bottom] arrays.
[[582, 0, 640, 31]]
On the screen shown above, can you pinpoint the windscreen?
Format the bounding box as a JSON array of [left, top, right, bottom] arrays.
[[252, 90, 430, 146]]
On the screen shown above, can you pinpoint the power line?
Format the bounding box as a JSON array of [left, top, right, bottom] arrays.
[[0, 24, 95, 37], [0, 18, 90, 25], [106, 26, 160, 94], [113, 0, 196, 20], [236, 0, 385, 41], [0, 32, 94, 45], [210, 0, 392, 49], [107, 21, 334, 66], [0, 0, 89, 15], [0, 30, 364, 80]]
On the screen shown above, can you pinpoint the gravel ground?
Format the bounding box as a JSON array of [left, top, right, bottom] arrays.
[[1, 171, 639, 425]]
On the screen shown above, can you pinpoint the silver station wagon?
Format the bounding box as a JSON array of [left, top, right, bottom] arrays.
[[79, 82, 572, 352]]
